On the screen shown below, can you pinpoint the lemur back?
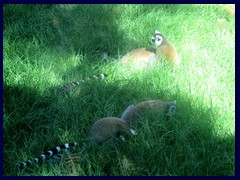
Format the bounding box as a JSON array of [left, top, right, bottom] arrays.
[[17, 142, 77, 169], [120, 48, 157, 69], [120, 100, 177, 127], [120, 30, 180, 68], [90, 117, 136, 145]]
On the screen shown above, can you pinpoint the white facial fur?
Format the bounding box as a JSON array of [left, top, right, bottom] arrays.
[[154, 35, 163, 46], [130, 129, 137, 135], [149, 30, 163, 46]]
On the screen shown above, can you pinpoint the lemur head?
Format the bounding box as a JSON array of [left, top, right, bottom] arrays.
[[166, 100, 177, 116], [150, 30, 164, 46]]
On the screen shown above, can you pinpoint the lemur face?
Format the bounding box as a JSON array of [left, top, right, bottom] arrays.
[[150, 30, 163, 46]]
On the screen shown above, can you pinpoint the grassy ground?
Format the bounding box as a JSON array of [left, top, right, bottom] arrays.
[[3, 4, 235, 176]]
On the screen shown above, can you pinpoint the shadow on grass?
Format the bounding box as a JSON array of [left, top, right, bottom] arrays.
[[4, 4, 127, 59], [4, 78, 235, 175], [3, 4, 234, 176]]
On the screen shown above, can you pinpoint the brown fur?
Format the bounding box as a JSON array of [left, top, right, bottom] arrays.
[[156, 41, 180, 66], [120, 32, 180, 68], [90, 117, 135, 145], [121, 100, 176, 127], [120, 48, 157, 69]]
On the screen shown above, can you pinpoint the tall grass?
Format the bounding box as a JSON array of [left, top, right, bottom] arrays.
[[3, 4, 235, 176]]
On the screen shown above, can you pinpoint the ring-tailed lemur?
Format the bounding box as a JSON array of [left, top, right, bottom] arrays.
[[16, 118, 134, 168], [17, 100, 176, 168], [120, 30, 180, 68], [90, 117, 136, 145], [120, 100, 177, 127], [16, 142, 77, 169], [90, 100, 176, 144]]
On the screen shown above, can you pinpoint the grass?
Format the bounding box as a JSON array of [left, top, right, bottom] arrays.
[[3, 4, 235, 176]]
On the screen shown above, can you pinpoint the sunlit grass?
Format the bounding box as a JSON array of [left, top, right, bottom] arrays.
[[4, 4, 235, 176]]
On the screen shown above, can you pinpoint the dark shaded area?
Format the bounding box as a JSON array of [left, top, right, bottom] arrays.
[[145, 47, 156, 54], [3, 79, 235, 175], [3, 4, 234, 176], [3, 4, 132, 85], [3, 4, 127, 59]]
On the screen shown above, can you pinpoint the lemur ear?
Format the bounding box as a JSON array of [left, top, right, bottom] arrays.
[[155, 30, 161, 34]]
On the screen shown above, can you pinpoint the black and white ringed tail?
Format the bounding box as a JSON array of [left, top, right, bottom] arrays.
[[16, 142, 77, 168], [59, 73, 107, 93]]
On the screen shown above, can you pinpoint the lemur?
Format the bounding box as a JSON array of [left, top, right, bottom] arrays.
[[16, 100, 176, 169], [91, 100, 176, 144], [16, 118, 135, 169], [120, 100, 177, 127], [120, 30, 180, 68], [90, 117, 136, 145]]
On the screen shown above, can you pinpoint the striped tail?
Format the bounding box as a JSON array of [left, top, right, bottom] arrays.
[[16, 142, 77, 168], [58, 73, 107, 93]]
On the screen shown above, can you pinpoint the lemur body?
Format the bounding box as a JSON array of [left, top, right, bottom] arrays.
[[121, 100, 177, 127], [90, 117, 136, 145], [90, 100, 176, 145], [17, 99, 176, 169], [120, 30, 180, 68]]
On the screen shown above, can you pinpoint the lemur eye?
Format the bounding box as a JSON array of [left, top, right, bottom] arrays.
[[155, 35, 162, 41]]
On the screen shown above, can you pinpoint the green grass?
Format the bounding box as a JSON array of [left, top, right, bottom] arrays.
[[3, 4, 235, 176]]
